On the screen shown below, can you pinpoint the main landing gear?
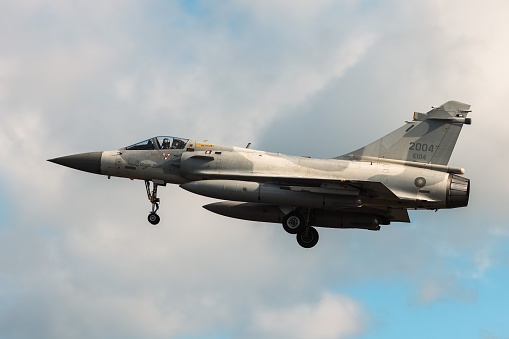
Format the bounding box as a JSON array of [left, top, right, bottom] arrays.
[[145, 180, 160, 225], [282, 209, 319, 248]]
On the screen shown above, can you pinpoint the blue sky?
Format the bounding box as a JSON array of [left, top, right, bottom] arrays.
[[1, 0, 508, 338], [339, 268, 509, 339]]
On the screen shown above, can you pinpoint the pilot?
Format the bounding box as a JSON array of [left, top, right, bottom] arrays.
[[161, 138, 171, 149], [171, 139, 185, 149]]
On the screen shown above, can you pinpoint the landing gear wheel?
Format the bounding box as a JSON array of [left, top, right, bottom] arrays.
[[282, 212, 305, 234], [148, 212, 160, 225], [296, 227, 319, 248]]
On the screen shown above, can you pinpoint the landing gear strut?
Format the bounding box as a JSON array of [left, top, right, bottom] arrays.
[[145, 180, 160, 225]]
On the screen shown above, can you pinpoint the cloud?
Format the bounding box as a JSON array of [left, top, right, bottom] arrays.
[[252, 292, 368, 339], [233, 0, 349, 23], [1, 0, 509, 338], [413, 278, 476, 305]]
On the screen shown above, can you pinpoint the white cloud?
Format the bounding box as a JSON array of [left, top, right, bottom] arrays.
[[472, 250, 492, 280], [414, 279, 476, 305], [1, 0, 509, 338], [232, 0, 357, 25], [253, 292, 368, 339]]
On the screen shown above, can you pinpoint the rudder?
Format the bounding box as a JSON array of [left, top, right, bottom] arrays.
[[340, 101, 471, 166]]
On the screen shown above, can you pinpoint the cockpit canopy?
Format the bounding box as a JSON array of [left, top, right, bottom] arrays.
[[123, 136, 189, 151]]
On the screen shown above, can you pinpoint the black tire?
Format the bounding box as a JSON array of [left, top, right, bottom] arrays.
[[148, 212, 160, 225], [296, 227, 319, 248], [282, 212, 305, 234]]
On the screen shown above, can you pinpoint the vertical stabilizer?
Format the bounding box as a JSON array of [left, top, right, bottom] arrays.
[[340, 101, 471, 165]]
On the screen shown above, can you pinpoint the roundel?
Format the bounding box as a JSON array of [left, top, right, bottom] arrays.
[[414, 177, 427, 188]]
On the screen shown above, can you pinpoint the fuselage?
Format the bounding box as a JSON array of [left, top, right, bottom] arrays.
[[98, 139, 467, 211]]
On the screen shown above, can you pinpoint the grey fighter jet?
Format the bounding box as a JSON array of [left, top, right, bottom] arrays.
[[48, 101, 471, 248]]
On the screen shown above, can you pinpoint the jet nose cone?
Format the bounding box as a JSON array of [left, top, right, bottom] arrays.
[[48, 151, 103, 174]]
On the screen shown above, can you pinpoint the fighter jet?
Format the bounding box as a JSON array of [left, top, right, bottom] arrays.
[[48, 100, 471, 248]]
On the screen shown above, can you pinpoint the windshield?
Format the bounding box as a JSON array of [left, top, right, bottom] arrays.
[[124, 136, 189, 150]]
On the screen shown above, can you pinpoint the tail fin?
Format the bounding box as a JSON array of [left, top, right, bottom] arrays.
[[340, 101, 471, 165]]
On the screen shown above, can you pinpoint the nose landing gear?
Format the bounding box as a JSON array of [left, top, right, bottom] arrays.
[[145, 180, 161, 225]]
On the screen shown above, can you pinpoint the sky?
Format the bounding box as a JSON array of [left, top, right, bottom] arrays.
[[0, 0, 508, 338]]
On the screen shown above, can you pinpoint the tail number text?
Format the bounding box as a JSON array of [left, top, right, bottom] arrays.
[[409, 142, 435, 152]]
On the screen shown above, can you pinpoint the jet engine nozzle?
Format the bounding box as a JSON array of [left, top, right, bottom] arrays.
[[446, 174, 470, 208]]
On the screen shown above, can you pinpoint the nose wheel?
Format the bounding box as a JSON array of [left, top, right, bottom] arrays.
[[148, 212, 160, 225], [145, 180, 160, 225]]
